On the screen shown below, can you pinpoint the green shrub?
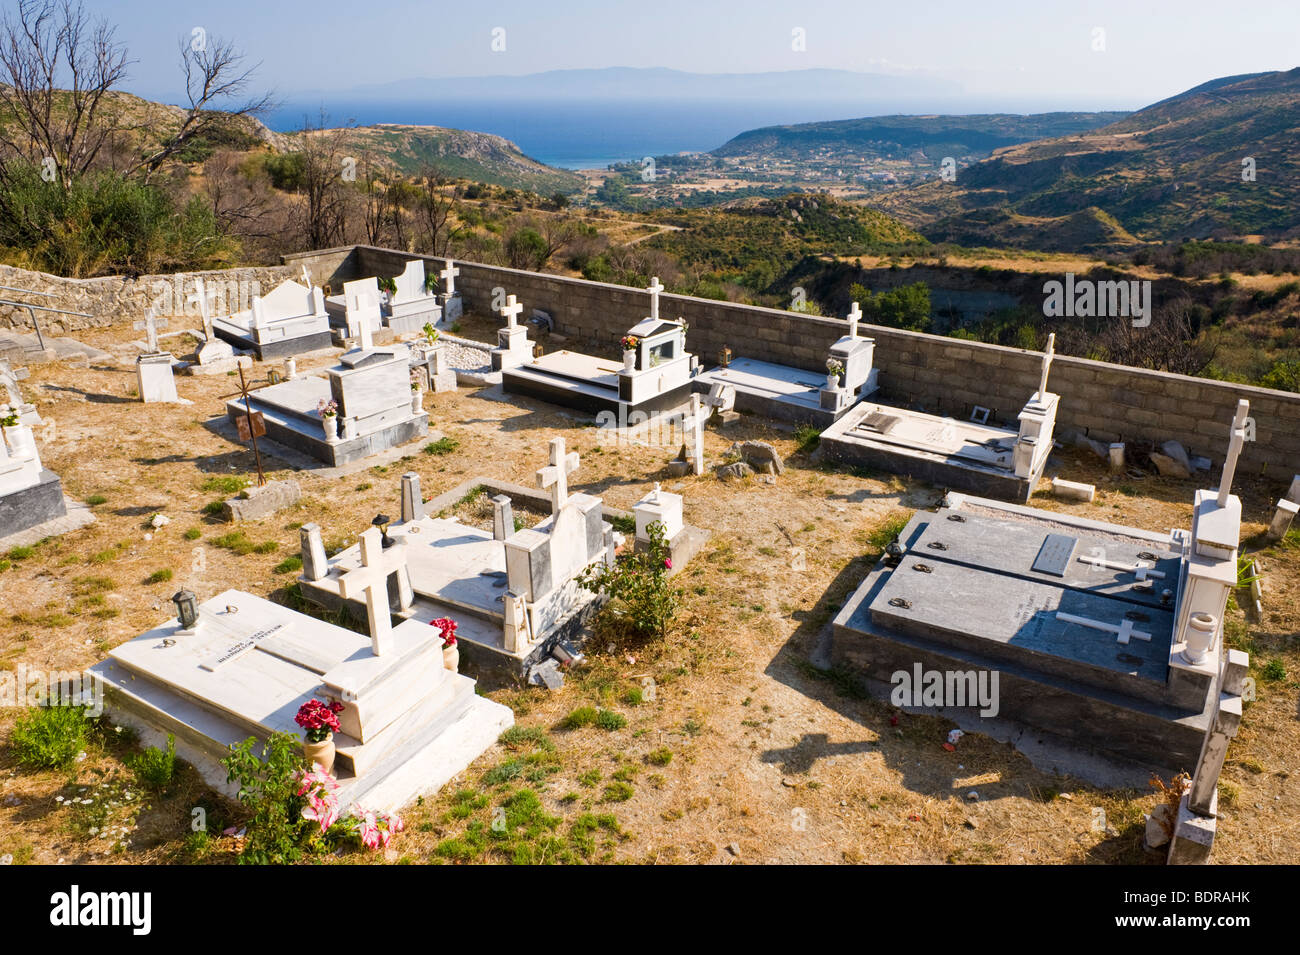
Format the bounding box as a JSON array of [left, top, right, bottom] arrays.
[[563, 706, 599, 729], [86, 494, 107, 506], [1261, 659, 1287, 682], [200, 475, 249, 495], [130, 734, 177, 790], [273, 555, 303, 575], [183, 528, 202, 540], [10, 705, 90, 769], [647, 747, 673, 766], [146, 568, 173, 584], [595, 709, 627, 731], [423, 437, 459, 456], [578, 520, 683, 640], [221, 733, 315, 865]]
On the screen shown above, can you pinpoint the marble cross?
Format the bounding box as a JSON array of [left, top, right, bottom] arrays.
[[678, 394, 705, 476], [187, 278, 216, 339], [133, 309, 168, 354], [500, 293, 524, 329], [1037, 332, 1056, 399], [357, 308, 375, 350], [847, 301, 862, 339], [1217, 399, 1251, 507], [300, 265, 313, 288], [439, 259, 459, 297], [337, 527, 411, 657], [1055, 610, 1152, 645], [536, 436, 580, 513], [647, 276, 664, 321]]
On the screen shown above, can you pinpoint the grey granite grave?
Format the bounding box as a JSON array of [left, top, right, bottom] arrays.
[[213, 279, 333, 359], [0, 424, 68, 538]]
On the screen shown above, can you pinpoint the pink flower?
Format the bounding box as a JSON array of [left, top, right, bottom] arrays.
[[663, 558, 673, 569]]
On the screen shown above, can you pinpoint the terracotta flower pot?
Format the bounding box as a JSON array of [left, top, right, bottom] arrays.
[[442, 644, 460, 673], [303, 734, 336, 775]]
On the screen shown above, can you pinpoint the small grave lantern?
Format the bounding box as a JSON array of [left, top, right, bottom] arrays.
[[372, 513, 394, 548], [171, 589, 199, 632]]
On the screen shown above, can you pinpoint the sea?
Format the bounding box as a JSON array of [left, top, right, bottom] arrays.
[[264, 98, 917, 170]]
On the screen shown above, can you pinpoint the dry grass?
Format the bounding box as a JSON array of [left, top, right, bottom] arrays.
[[0, 314, 1295, 865]]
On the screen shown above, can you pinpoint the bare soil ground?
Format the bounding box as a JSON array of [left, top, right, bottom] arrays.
[[0, 314, 1295, 865]]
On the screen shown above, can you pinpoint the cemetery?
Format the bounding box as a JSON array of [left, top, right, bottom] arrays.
[[0, 250, 1296, 868]]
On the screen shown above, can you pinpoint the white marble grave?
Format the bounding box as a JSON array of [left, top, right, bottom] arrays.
[[386, 260, 442, 334], [88, 583, 512, 813], [213, 278, 332, 359]]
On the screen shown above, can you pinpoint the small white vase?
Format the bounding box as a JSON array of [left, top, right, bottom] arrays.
[[623, 350, 636, 372], [411, 390, 423, 414], [323, 414, 339, 442]]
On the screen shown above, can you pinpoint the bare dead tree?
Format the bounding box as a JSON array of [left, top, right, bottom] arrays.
[[360, 153, 385, 246], [204, 147, 273, 236], [293, 111, 353, 250], [1058, 298, 1219, 377], [129, 33, 275, 183], [415, 167, 461, 256], [0, 0, 131, 189]]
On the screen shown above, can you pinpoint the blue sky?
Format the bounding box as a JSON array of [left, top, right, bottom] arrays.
[[107, 0, 1298, 109]]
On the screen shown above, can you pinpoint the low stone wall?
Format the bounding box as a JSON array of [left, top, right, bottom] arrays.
[[0, 263, 294, 335], [279, 244, 1297, 478]]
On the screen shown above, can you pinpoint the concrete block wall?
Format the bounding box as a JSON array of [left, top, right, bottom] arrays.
[[283, 245, 1300, 476]]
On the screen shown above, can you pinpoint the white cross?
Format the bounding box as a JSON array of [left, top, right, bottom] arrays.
[[703, 381, 736, 415], [357, 309, 374, 350], [1217, 399, 1250, 507], [187, 278, 216, 338], [1037, 332, 1055, 399], [500, 294, 524, 329], [536, 436, 580, 513], [1056, 611, 1152, 645], [647, 276, 664, 322], [847, 301, 862, 339], [337, 528, 411, 657], [1076, 554, 1165, 580], [133, 309, 168, 353], [439, 259, 459, 297], [678, 394, 705, 475], [300, 265, 313, 288]]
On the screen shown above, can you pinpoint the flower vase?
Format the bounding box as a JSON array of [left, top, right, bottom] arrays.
[[411, 389, 423, 414], [323, 414, 339, 442], [442, 644, 460, 673], [303, 734, 336, 775], [825, 372, 840, 392], [623, 350, 636, 372]]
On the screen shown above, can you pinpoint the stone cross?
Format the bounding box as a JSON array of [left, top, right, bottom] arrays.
[[500, 294, 524, 329], [357, 307, 375, 350], [0, 361, 26, 408], [847, 301, 862, 339], [647, 276, 664, 321], [703, 380, 736, 415], [133, 309, 168, 354], [337, 527, 410, 657], [1217, 399, 1251, 507], [1037, 332, 1055, 398], [187, 277, 216, 338], [678, 394, 706, 476], [300, 265, 313, 288], [536, 436, 580, 513], [652, 481, 661, 502], [439, 260, 459, 297]]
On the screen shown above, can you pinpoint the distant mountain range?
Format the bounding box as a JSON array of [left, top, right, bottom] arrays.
[[871, 69, 1300, 250], [320, 67, 965, 103]]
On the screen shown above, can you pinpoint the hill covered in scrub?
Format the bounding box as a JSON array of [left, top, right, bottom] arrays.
[[871, 69, 1300, 252]]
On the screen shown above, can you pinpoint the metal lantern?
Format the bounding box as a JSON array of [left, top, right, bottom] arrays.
[[172, 589, 199, 631], [373, 513, 393, 548]]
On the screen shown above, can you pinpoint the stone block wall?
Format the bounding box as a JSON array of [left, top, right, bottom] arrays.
[[283, 244, 1300, 476], [0, 263, 294, 335]]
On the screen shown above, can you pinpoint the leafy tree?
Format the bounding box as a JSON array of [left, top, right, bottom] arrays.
[[505, 227, 549, 270], [849, 280, 932, 332]]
